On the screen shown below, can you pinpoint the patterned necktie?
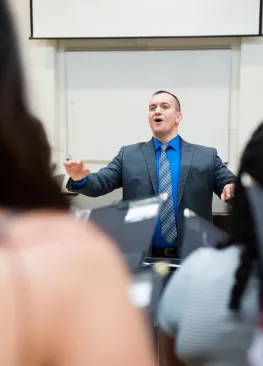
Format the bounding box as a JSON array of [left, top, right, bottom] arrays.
[[159, 143, 177, 244]]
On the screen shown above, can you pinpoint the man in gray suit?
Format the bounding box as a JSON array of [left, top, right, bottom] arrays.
[[64, 91, 235, 258]]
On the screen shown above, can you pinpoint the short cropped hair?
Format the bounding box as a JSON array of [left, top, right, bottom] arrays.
[[153, 90, 181, 112]]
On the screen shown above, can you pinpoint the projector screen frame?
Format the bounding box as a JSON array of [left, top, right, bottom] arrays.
[[29, 0, 263, 40]]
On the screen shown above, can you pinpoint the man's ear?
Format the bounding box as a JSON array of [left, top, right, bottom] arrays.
[[176, 112, 183, 124]]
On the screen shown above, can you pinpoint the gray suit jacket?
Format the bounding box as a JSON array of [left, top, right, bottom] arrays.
[[66, 138, 235, 249]]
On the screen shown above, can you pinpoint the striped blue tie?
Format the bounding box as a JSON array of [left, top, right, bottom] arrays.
[[159, 144, 177, 244]]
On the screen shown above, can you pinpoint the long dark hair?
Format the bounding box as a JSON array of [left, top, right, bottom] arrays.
[[217, 122, 263, 311], [0, 0, 68, 210]]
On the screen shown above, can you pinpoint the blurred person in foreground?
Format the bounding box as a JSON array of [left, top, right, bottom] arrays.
[[157, 123, 263, 366], [0, 1, 155, 365]]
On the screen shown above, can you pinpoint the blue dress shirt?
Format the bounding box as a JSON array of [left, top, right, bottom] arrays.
[[71, 176, 87, 188], [71, 135, 181, 247], [152, 135, 181, 247]]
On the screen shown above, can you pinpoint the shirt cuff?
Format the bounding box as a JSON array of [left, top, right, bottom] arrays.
[[71, 176, 87, 189]]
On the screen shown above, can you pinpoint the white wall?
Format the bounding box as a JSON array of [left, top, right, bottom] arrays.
[[10, 1, 263, 177], [9, 0, 58, 161], [239, 38, 263, 155]]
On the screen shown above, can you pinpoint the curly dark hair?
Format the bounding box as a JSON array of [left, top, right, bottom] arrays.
[[217, 122, 263, 311], [0, 0, 68, 210]]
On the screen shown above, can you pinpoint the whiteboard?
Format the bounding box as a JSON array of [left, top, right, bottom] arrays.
[[66, 50, 231, 162], [31, 0, 261, 38]]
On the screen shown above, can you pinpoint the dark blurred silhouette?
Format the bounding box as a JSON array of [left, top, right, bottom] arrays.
[[0, 1, 156, 365], [0, 0, 68, 210], [157, 123, 263, 366], [216, 123, 263, 311]]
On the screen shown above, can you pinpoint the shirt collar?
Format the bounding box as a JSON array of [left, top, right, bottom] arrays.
[[152, 135, 181, 151]]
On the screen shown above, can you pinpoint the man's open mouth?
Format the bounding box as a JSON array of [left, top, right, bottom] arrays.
[[154, 118, 163, 122]]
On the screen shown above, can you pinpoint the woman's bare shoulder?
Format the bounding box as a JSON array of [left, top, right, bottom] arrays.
[[10, 210, 114, 253], [3, 208, 128, 283], [8, 210, 126, 283], [0, 211, 132, 364], [8, 209, 128, 318]]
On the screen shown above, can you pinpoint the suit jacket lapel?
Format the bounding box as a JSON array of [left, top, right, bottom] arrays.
[[178, 138, 193, 207], [142, 140, 157, 194]]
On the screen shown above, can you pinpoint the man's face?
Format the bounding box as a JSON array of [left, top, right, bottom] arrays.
[[148, 93, 182, 139]]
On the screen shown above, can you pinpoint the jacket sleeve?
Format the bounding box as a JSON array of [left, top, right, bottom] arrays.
[[213, 149, 236, 198], [66, 148, 124, 197]]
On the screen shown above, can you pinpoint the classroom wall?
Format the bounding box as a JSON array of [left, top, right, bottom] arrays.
[[10, 0, 58, 161], [10, 0, 263, 175]]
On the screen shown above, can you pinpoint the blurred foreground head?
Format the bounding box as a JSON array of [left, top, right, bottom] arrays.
[[230, 122, 263, 252], [0, 0, 67, 210], [218, 122, 263, 311]]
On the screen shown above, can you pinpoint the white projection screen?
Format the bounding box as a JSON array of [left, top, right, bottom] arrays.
[[30, 0, 262, 38]]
